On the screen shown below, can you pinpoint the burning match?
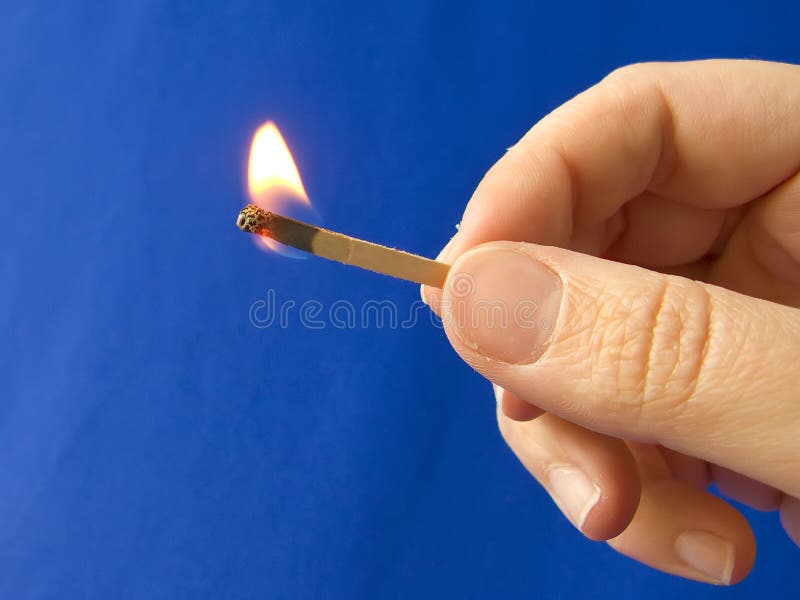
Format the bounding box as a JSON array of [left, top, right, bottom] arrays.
[[240, 121, 449, 287], [236, 204, 450, 288]]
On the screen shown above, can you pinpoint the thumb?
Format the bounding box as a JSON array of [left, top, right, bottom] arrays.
[[440, 242, 800, 497]]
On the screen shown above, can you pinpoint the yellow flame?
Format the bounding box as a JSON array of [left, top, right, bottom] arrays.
[[246, 121, 314, 255], [247, 121, 310, 204]]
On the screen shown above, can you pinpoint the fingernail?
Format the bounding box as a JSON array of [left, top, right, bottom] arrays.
[[492, 383, 503, 404], [492, 383, 506, 416], [546, 466, 601, 531], [443, 247, 563, 364], [436, 231, 461, 263], [675, 530, 735, 585]]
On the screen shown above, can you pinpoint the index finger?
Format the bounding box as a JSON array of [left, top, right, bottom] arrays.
[[443, 59, 800, 259]]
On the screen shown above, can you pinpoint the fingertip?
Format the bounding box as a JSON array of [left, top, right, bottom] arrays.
[[436, 231, 461, 264], [494, 384, 544, 421], [579, 440, 641, 541], [780, 495, 800, 547], [608, 480, 756, 585], [421, 232, 462, 315], [497, 414, 641, 541], [420, 283, 442, 315]]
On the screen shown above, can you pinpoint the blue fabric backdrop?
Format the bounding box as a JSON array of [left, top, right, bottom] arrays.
[[1, 1, 798, 597]]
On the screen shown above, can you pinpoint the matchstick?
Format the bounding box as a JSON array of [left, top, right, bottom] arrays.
[[236, 204, 450, 288]]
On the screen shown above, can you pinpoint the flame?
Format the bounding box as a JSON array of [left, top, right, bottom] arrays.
[[248, 122, 310, 203], [246, 121, 316, 254]]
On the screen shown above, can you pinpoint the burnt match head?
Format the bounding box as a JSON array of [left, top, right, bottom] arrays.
[[236, 204, 271, 234]]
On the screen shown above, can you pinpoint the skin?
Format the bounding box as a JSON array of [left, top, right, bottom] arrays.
[[422, 60, 800, 585]]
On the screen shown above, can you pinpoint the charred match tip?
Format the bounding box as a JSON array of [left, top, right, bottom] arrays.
[[236, 204, 271, 234]]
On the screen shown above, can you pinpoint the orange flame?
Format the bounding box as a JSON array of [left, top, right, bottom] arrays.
[[246, 121, 313, 253]]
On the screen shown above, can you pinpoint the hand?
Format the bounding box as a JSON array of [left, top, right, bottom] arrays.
[[423, 60, 800, 585]]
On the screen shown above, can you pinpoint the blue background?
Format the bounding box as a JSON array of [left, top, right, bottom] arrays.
[[2, 1, 798, 597]]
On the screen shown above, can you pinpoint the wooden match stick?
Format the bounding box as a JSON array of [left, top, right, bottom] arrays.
[[236, 204, 450, 288]]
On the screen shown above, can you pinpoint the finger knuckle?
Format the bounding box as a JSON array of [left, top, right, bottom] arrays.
[[565, 274, 713, 429], [603, 63, 647, 88], [601, 65, 665, 124], [596, 64, 676, 189], [632, 277, 713, 426]]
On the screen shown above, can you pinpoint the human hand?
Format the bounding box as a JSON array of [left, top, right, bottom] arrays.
[[423, 60, 800, 585]]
